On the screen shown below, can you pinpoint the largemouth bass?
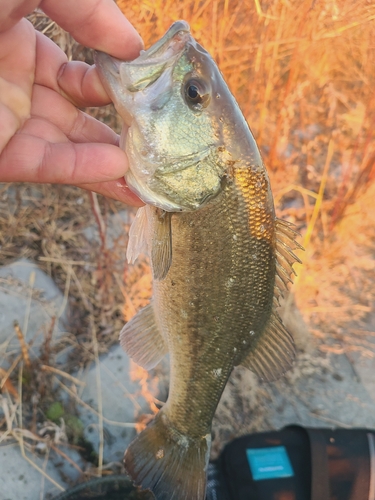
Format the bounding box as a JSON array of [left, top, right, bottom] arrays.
[[95, 21, 302, 500]]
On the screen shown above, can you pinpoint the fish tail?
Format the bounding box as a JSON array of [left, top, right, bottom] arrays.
[[124, 410, 211, 500]]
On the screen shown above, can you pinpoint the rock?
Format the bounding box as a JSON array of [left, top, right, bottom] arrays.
[[0, 258, 69, 370], [347, 313, 375, 407], [266, 349, 375, 429], [71, 344, 163, 464], [212, 330, 375, 457], [48, 445, 85, 486], [351, 351, 375, 406], [0, 442, 68, 500], [82, 209, 133, 250]]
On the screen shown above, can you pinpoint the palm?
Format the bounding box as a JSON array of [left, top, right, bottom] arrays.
[[0, 20, 35, 153]]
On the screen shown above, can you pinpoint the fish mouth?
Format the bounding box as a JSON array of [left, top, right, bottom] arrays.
[[132, 21, 191, 67], [94, 21, 191, 120]]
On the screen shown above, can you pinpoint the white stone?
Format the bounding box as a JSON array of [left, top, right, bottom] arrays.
[[71, 344, 165, 464], [266, 350, 375, 429], [0, 443, 68, 500], [0, 259, 69, 370], [82, 209, 133, 250]]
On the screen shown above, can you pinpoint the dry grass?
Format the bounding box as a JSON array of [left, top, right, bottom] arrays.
[[0, 0, 375, 490]]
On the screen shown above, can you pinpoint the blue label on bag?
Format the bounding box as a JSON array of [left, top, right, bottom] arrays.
[[246, 446, 294, 481]]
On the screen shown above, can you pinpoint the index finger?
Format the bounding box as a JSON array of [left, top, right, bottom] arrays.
[[40, 0, 143, 60]]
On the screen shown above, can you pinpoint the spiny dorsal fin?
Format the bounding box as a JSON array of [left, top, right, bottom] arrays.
[[151, 209, 172, 281], [274, 218, 303, 301], [239, 312, 295, 382], [127, 206, 150, 264], [120, 303, 168, 370]]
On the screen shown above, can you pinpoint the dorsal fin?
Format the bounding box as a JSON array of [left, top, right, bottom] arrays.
[[150, 209, 172, 281], [274, 218, 303, 303]]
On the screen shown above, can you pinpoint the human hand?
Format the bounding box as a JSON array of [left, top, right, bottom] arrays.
[[0, 0, 144, 205]]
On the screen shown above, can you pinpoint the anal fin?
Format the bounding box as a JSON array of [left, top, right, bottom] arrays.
[[239, 312, 295, 382], [120, 303, 168, 370], [151, 209, 172, 281]]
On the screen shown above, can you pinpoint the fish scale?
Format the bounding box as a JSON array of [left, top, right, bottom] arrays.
[[153, 168, 274, 436]]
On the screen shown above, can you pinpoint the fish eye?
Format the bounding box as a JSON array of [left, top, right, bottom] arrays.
[[184, 78, 210, 110], [187, 83, 200, 102]]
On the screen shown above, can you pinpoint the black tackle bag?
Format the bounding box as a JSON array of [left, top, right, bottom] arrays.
[[206, 425, 375, 500]]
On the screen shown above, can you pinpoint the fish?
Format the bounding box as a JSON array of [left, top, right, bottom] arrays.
[[94, 21, 302, 500]]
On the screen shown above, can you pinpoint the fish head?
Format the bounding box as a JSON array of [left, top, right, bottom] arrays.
[[95, 21, 260, 211]]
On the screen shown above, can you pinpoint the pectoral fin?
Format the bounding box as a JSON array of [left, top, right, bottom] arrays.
[[150, 209, 172, 280], [127, 206, 150, 264], [120, 303, 168, 370], [239, 313, 295, 382]]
